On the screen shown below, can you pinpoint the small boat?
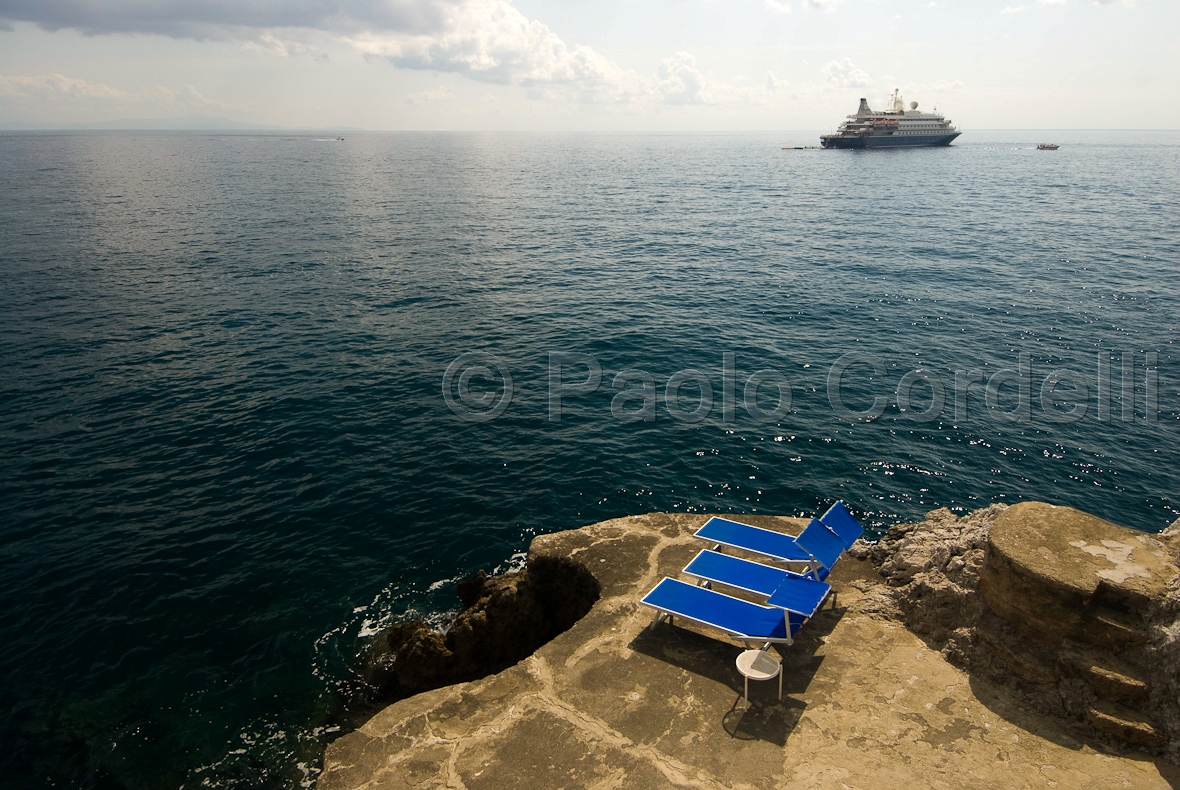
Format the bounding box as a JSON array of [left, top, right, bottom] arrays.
[[1037, 143, 1059, 150]]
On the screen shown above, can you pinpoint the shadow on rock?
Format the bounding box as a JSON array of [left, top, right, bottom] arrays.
[[628, 600, 846, 747], [375, 554, 601, 698], [721, 694, 806, 746], [966, 669, 1180, 782]]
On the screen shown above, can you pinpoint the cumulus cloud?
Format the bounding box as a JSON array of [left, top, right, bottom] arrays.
[[0, 0, 661, 103], [803, 0, 843, 10], [764, 0, 791, 14], [346, 0, 638, 90], [654, 52, 712, 105], [0, 0, 796, 110], [344, 3, 748, 106], [823, 57, 870, 89]]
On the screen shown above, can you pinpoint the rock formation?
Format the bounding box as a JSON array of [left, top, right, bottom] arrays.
[[374, 555, 601, 696], [863, 501, 1180, 758], [321, 506, 1180, 789]]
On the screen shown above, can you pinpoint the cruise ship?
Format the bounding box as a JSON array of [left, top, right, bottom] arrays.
[[820, 90, 960, 149]]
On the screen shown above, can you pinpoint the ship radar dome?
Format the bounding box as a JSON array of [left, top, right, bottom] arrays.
[[909, 101, 918, 110]]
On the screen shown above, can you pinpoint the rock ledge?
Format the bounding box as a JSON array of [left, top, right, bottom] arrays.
[[321, 508, 1180, 789]]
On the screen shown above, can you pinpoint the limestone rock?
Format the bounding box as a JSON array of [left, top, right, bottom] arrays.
[[321, 508, 1180, 790], [861, 501, 1180, 759], [980, 501, 1175, 644], [866, 504, 1004, 658], [383, 554, 601, 695]]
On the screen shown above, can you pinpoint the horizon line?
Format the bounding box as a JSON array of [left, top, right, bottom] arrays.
[[3, 127, 1180, 134]]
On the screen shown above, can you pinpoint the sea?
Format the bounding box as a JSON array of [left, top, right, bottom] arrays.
[[0, 129, 1177, 788]]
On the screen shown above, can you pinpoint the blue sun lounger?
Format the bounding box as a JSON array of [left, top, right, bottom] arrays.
[[641, 577, 803, 645], [682, 550, 831, 618], [820, 500, 865, 548], [694, 503, 865, 579], [693, 517, 813, 563], [643, 505, 864, 648]]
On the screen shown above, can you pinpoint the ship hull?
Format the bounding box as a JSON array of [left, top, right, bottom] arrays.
[[820, 132, 960, 149]]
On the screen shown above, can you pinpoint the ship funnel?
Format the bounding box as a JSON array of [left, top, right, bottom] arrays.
[[857, 98, 872, 115]]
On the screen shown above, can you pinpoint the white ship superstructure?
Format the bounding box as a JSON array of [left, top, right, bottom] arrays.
[[820, 90, 960, 149]]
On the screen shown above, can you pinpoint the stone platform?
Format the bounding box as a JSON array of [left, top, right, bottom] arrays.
[[319, 510, 1180, 789], [976, 502, 1180, 749], [981, 501, 1175, 644]]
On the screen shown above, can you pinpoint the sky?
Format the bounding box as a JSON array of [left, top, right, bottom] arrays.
[[0, 0, 1174, 131]]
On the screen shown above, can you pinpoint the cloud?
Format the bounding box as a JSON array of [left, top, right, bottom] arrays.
[[145, 83, 240, 112], [406, 85, 453, 103], [1003, 0, 1072, 13], [0, 73, 130, 101], [347, 1, 744, 107], [347, 0, 639, 90], [654, 52, 713, 105], [0, 0, 785, 110], [764, 0, 791, 14], [0, 0, 459, 39], [651, 53, 781, 106], [241, 33, 330, 61], [803, 0, 843, 10], [0, 0, 658, 105], [919, 79, 966, 93], [0, 72, 240, 113], [823, 58, 870, 89]]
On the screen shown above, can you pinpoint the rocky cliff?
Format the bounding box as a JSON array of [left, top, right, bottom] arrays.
[[321, 506, 1180, 789], [864, 501, 1180, 758]]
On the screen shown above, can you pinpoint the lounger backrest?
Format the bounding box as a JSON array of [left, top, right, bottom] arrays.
[[820, 501, 864, 548], [793, 518, 844, 571], [641, 578, 789, 640]]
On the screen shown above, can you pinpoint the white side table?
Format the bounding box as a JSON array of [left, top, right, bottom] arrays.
[[736, 648, 782, 703]]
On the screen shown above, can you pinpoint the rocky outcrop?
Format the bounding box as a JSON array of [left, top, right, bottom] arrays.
[[854, 504, 1002, 664], [864, 502, 1180, 758], [1139, 518, 1180, 754], [375, 555, 601, 696], [320, 509, 1180, 789]]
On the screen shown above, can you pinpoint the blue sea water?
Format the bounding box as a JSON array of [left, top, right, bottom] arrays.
[[0, 129, 1177, 787]]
